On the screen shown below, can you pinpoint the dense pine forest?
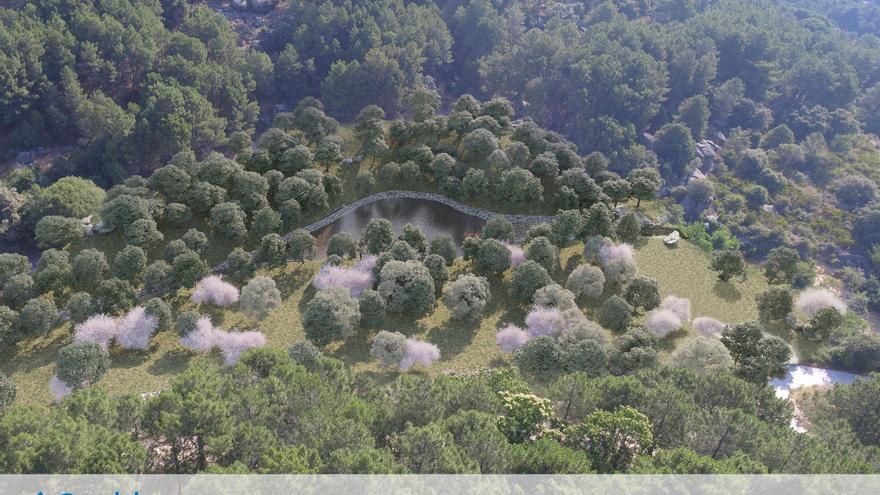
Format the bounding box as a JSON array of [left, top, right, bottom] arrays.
[[0, 0, 879, 475]]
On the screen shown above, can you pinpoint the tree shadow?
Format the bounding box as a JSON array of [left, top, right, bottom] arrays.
[[146, 349, 192, 376], [425, 317, 480, 360], [277, 262, 315, 299], [564, 252, 583, 275], [712, 280, 742, 302]]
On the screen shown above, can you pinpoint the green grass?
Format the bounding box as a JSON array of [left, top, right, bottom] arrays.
[[5, 236, 805, 406]]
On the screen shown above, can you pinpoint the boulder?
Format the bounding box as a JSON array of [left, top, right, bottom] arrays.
[[230, 0, 248, 10], [92, 221, 116, 235]]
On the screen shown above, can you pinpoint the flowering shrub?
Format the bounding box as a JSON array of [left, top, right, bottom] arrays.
[[49, 375, 73, 402], [180, 317, 266, 366], [659, 295, 691, 322], [399, 339, 441, 370], [191, 276, 239, 307], [312, 257, 376, 298], [115, 307, 158, 350], [525, 307, 566, 337], [496, 324, 530, 353], [693, 316, 726, 338], [795, 288, 847, 318], [505, 243, 525, 268], [645, 308, 682, 338], [73, 314, 118, 349]]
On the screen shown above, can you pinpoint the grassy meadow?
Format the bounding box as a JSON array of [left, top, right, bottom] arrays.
[[2, 235, 795, 406]]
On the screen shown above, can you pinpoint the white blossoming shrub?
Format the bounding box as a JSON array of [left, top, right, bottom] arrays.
[[191, 276, 239, 307]]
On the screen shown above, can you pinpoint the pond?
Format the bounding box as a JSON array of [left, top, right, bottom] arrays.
[[312, 197, 486, 257], [770, 364, 860, 399]]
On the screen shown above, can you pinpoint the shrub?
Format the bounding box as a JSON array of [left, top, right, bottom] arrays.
[[659, 296, 691, 322], [559, 321, 609, 349], [756, 287, 793, 321], [175, 310, 203, 337], [710, 249, 745, 281], [113, 245, 147, 281], [670, 337, 734, 373], [3, 274, 33, 308], [171, 250, 209, 289], [795, 288, 847, 318], [116, 307, 158, 350], [303, 286, 361, 346], [423, 254, 449, 293], [72, 248, 109, 289], [289, 340, 324, 369], [510, 260, 553, 304], [288, 229, 316, 262], [256, 233, 288, 266], [645, 309, 683, 338], [35, 215, 83, 248], [623, 276, 661, 312], [355, 171, 376, 196], [399, 339, 441, 370], [378, 260, 436, 317], [693, 317, 726, 338], [475, 238, 512, 275], [164, 239, 188, 262], [143, 260, 171, 294], [312, 263, 373, 298], [327, 232, 358, 258], [0, 253, 30, 285], [210, 202, 248, 242], [599, 243, 637, 284], [0, 372, 14, 409], [497, 324, 530, 353], [217, 331, 267, 366], [513, 336, 564, 379], [240, 276, 282, 320], [598, 295, 633, 332], [56, 341, 110, 389], [226, 248, 255, 280], [18, 298, 58, 336], [182, 228, 209, 254], [532, 284, 577, 310], [615, 213, 641, 243], [505, 243, 525, 268], [66, 292, 95, 325], [442, 274, 491, 320], [279, 199, 302, 228], [124, 217, 163, 247], [164, 203, 192, 224], [525, 307, 567, 337], [371, 330, 407, 367], [74, 314, 118, 349], [180, 317, 222, 351], [566, 265, 605, 299], [399, 224, 427, 254], [359, 289, 386, 327], [361, 218, 395, 255], [525, 237, 559, 273], [192, 276, 240, 307], [429, 235, 457, 265], [97, 278, 137, 315], [482, 216, 515, 242], [565, 340, 608, 376], [144, 298, 172, 330], [250, 207, 281, 239]]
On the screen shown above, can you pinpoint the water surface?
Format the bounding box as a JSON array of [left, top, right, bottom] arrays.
[[312, 197, 486, 257]]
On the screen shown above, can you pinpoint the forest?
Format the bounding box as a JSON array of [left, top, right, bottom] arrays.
[[0, 0, 880, 475]]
